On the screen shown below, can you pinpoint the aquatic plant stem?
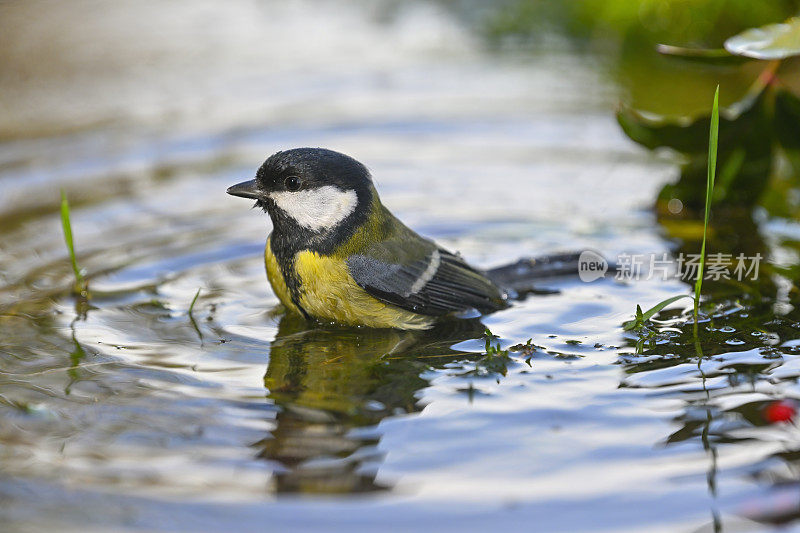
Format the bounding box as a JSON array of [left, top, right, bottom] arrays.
[[693, 86, 719, 321], [60, 190, 87, 295], [189, 288, 201, 316], [624, 86, 720, 340]]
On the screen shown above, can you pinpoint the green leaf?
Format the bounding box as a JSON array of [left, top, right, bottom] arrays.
[[694, 86, 719, 320], [725, 17, 800, 60], [656, 44, 749, 65], [623, 295, 694, 331], [616, 88, 763, 155], [189, 288, 201, 316], [60, 190, 86, 294], [622, 84, 773, 212]]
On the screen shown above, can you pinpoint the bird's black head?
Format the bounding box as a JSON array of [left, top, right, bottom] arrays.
[[257, 148, 372, 196], [227, 148, 375, 239]]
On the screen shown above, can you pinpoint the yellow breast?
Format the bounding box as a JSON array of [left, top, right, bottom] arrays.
[[294, 250, 433, 330], [265, 238, 433, 330]]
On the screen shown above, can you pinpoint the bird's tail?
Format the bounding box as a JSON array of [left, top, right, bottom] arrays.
[[485, 252, 588, 296]]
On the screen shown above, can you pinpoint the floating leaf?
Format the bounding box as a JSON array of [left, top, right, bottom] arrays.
[[725, 17, 800, 60], [619, 87, 774, 211], [617, 89, 765, 154], [656, 44, 748, 65]]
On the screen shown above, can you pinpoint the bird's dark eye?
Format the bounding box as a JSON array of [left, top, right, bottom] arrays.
[[283, 176, 302, 191]]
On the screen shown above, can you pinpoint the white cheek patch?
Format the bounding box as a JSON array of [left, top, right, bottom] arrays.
[[270, 185, 358, 232]]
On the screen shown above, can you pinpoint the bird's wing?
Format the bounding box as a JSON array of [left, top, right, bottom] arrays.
[[345, 225, 505, 317]]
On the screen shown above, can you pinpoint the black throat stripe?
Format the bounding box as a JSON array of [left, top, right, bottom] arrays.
[[265, 187, 373, 317]]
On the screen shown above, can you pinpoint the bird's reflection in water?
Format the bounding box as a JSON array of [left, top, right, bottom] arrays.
[[255, 313, 485, 495]]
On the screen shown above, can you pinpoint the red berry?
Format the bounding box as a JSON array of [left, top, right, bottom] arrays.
[[763, 400, 797, 424]]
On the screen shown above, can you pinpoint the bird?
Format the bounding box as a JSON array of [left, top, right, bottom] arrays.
[[227, 148, 581, 330]]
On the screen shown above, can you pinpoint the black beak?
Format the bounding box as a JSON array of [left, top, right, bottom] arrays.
[[227, 179, 262, 200]]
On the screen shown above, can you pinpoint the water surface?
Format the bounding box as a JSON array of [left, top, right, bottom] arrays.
[[2, 2, 800, 532]]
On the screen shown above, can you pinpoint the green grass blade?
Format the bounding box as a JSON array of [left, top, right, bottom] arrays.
[[623, 294, 694, 330], [693, 86, 719, 320], [188, 288, 204, 345], [60, 190, 85, 292], [188, 288, 201, 316]]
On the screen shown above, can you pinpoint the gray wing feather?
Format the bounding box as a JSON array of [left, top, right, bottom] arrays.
[[347, 245, 505, 317]]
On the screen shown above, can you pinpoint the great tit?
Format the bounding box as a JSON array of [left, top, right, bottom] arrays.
[[227, 148, 575, 330]]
